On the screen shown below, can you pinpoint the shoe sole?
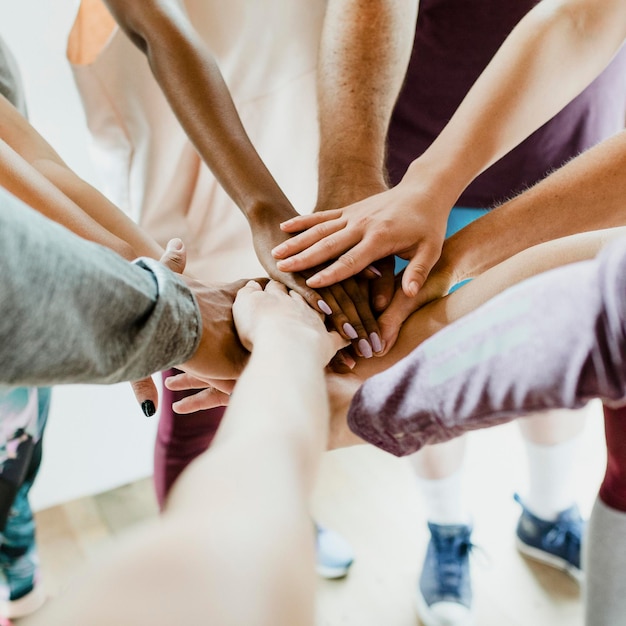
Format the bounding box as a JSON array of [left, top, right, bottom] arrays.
[[516, 537, 583, 583], [415, 590, 474, 626]]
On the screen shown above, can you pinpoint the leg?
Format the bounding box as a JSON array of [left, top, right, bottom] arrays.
[[513, 408, 587, 581], [411, 438, 474, 626], [410, 208, 485, 626], [585, 405, 626, 626], [0, 387, 49, 621], [154, 368, 225, 508]]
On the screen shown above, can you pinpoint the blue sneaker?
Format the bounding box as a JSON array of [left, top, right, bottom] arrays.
[[514, 493, 584, 583], [315, 523, 354, 579], [416, 522, 474, 626]]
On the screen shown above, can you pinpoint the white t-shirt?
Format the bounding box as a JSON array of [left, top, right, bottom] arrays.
[[69, 0, 326, 282]]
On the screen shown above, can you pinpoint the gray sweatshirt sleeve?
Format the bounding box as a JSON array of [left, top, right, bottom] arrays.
[[347, 238, 626, 456], [0, 189, 201, 385]]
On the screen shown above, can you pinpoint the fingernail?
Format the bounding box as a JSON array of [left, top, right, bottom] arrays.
[[272, 244, 287, 257], [280, 219, 294, 227], [318, 300, 333, 315], [358, 339, 373, 359], [342, 323, 358, 339], [370, 332, 382, 353], [167, 238, 183, 251], [408, 281, 419, 297], [141, 400, 156, 417], [276, 259, 293, 270], [367, 264, 382, 278]]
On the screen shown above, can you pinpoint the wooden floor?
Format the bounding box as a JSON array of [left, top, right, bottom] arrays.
[[25, 407, 606, 625]]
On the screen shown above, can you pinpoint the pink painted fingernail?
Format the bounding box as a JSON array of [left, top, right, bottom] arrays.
[[369, 332, 382, 353], [358, 339, 373, 359], [367, 264, 382, 278], [318, 300, 333, 315], [343, 323, 358, 340]]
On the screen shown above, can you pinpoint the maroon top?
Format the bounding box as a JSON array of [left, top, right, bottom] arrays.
[[387, 0, 626, 207]]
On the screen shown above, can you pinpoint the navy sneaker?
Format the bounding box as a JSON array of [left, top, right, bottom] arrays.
[[416, 522, 474, 626], [315, 523, 355, 579], [514, 493, 584, 583]]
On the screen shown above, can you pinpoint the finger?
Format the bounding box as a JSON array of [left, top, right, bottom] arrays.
[[131, 376, 159, 417], [401, 245, 440, 298], [304, 238, 388, 288], [164, 372, 210, 391], [264, 279, 289, 294], [244, 279, 263, 290], [321, 283, 373, 357], [333, 279, 382, 355], [173, 387, 231, 414], [328, 348, 357, 373], [369, 256, 396, 312], [276, 226, 360, 273], [377, 288, 424, 356], [279, 209, 342, 233], [276, 270, 333, 316], [160, 238, 187, 274], [165, 372, 236, 395], [272, 217, 346, 259], [360, 264, 383, 280]]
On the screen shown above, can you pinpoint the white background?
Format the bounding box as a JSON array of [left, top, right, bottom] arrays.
[[0, 0, 158, 510]]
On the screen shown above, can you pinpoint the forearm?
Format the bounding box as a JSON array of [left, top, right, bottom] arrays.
[[0, 95, 163, 259], [0, 192, 200, 386], [104, 0, 296, 222], [207, 326, 329, 493], [348, 236, 626, 455], [404, 0, 626, 207], [440, 129, 626, 284], [338, 227, 626, 451], [316, 0, 417, 205]]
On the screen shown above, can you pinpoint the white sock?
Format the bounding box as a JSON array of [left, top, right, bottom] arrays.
[[523, 434, 582, 521], [416, 467, 471, 526], [584, 497, 626, 626]]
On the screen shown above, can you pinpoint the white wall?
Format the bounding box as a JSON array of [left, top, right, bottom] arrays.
[[0, 1, 158, 510]]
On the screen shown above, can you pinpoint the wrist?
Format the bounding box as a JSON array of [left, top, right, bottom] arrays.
[[246, 198, 299, 226], [402, 154, 470, 209], [316, 162, 387, 211], [252, 320, 329, 361]]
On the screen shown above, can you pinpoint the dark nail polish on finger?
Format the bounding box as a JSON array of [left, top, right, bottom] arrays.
[[142, 400, 156, 417]]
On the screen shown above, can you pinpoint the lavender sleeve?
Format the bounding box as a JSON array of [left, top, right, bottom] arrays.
[[348, 239, 626, 456]]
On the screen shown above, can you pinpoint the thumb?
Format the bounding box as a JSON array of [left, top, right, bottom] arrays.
[[401, 246, 438, 298], [377, 288, 423, 356], [160, 238, 187, 275]]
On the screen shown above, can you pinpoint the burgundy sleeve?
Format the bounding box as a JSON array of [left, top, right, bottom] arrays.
[[347, 239, 626, 456]]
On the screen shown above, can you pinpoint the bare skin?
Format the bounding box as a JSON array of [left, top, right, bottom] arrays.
[[272, 0, 626, 327]]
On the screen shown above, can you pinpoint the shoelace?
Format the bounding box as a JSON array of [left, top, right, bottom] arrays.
[[433, 534, 476, 591], [544, 519, 582, 565]]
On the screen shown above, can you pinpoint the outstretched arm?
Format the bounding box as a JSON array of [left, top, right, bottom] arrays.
[[0, 94, 162, 259], [26, 281, 343, 626], [377, 128, 626, 350], [274, 0, 626, 297], [327, 226, 626, 448], [346, 236, 626, 455], [0, 192, 198, 385], [101, 0, 385, 346]]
